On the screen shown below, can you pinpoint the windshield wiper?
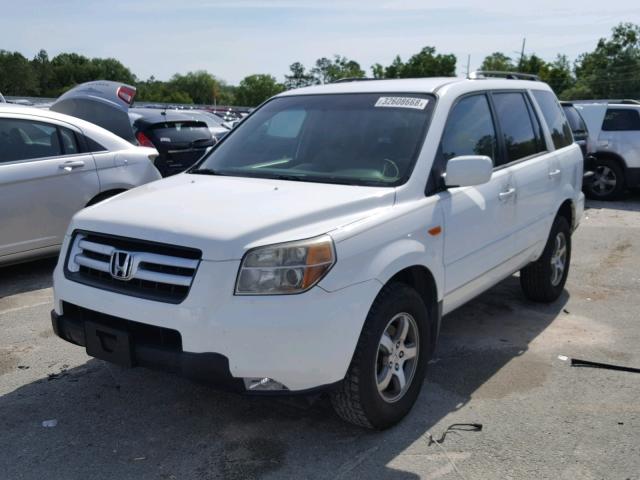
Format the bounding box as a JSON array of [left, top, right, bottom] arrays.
[[272, 174, 308, 181], [189, 168, 225, 176]]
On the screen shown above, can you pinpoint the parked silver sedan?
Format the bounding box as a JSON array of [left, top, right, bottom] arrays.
[[0, 104, 161, 266]]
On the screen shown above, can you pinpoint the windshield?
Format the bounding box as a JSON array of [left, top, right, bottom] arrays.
[[193, 93, 434, 186]]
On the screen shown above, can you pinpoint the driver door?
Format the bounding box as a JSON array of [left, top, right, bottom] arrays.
[[438, 93, 518, 313]]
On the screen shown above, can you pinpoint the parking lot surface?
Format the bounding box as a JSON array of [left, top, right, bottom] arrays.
[[1, 194, 639, 480]]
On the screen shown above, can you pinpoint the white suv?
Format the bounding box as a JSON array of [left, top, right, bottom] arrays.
[[575, 102, 640, 199], [52, 77, 584, 429]]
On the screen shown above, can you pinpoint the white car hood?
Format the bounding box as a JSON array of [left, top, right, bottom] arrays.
[[71, 174, 396, 260]]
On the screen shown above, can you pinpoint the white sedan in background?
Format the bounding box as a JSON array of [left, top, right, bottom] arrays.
[[0, 104, 161, 266]]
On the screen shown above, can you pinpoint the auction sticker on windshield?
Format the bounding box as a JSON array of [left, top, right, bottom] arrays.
[[375, 97, 429, 110]]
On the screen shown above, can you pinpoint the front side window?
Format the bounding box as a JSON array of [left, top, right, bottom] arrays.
[[532, 90, 573, 149], [193, 93, 435, 187], [0, 118, 62, 163], [602, 108, 640, 131], [441, 94, 497, 162], [493, 92, 544, 164]]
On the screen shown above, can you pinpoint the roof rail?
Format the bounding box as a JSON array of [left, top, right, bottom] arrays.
[[571, 99, 640, 105], [331, 77, 377, 84], [469, 70, 540, 81]]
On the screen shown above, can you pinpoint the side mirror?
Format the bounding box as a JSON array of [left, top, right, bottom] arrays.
[[444, 155, 493, 187]]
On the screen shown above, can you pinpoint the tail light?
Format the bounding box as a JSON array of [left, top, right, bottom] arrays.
[[136, 131, 155, 148], [117, 85, 136, 105]]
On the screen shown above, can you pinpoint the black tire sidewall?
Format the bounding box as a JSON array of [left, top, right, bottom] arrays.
[[541, 216, 572, 297], [357, 284, 431, 429], [585, 158, 625, 200]]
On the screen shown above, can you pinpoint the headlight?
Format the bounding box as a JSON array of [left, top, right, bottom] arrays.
[[235, 235, 335, 295]]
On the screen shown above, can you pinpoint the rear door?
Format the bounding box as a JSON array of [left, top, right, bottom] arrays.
[[439, 93, 518, 311], [498, 90, 561, 252], [600, 107, 640, 165], [0, 114, 100, 257]]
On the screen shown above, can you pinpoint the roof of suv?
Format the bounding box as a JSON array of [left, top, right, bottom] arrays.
[[277, 77, 551, 97]]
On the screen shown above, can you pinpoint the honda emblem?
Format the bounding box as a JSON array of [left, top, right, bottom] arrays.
[[110, 250, 134, 280]]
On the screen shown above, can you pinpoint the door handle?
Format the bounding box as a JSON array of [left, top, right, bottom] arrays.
[[59, 160, 85, 171], [498, 187, 516, 201], [548, 169, 561, 178]]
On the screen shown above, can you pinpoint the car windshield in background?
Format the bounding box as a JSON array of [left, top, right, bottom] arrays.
[[193, 93, 435, 186]]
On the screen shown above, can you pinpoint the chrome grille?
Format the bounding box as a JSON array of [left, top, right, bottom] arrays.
[[65, 232, 201, 304]]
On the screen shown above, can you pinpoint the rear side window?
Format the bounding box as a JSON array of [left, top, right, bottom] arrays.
[[562, 105, 587, 133], [84, 136, 107, 152], [492, 92, 545, 165], [59, 127, 79, 155], [0, 118, 62, 163], [441, 94, 497, 162], [532, 90, 573, 149], [602, 109, 640, 131]]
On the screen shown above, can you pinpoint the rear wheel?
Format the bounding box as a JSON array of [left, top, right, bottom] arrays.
[[330, 283, 432, 429], [585, 158, 625, 200], [520, 215, 571, 303]]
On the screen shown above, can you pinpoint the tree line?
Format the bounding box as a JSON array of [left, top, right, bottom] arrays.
[[1, 23, 638, 107]]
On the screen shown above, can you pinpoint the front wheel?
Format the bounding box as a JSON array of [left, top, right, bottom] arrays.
[[520, 215, 571, 303], [330, 283, 432, 429]]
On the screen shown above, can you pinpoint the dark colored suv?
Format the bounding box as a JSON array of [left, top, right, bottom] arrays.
[[130, 109, 215, 177], [561, 102, 595, 175]]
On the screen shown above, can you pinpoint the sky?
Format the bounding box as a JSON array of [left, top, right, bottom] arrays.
[[2, 0, 640, 85]]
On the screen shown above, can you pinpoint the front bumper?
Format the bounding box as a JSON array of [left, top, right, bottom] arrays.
[[51, 306, 245, 391], [53, 255, 382, 392]]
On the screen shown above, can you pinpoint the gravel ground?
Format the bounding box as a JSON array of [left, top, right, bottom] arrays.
[[1, 193, 639, 480]]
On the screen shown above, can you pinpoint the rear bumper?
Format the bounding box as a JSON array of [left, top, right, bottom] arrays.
[[626, 167, 640, 187]]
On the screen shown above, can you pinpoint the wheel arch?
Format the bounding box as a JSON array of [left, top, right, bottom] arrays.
[[593, 150, 628, 171], [86, 188, 127, 207], [380, 265, 441, 353], [557, 198, 574, 230]]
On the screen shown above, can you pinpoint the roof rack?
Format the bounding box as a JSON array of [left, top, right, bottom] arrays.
[[331, 77, 377, 84], [571, 99, 640, 105], [469, 70, 540, 81]]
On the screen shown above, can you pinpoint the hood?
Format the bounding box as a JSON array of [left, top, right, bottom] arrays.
[[71, 174, 396, 260]]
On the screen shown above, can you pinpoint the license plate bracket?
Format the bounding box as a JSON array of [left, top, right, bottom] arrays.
[[85, 321, 134, 368]]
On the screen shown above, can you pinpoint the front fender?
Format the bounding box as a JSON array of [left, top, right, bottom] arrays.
[[319, 199, 444, 301]]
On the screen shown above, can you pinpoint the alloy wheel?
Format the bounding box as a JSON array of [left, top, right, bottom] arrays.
[[550, 232, 567, 287], [375, 312, 419, 403]]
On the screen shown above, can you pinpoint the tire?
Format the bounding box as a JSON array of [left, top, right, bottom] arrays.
[[520, 215, 571, 303], [330, 283, 432, 429], [584, 157, 625, 200]]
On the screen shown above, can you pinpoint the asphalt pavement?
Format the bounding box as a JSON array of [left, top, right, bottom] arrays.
[[1, 194, 639, 480]]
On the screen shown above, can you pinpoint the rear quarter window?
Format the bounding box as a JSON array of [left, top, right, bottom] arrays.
[[602, 109, 640, 131], [532, 90, 573, 149]]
